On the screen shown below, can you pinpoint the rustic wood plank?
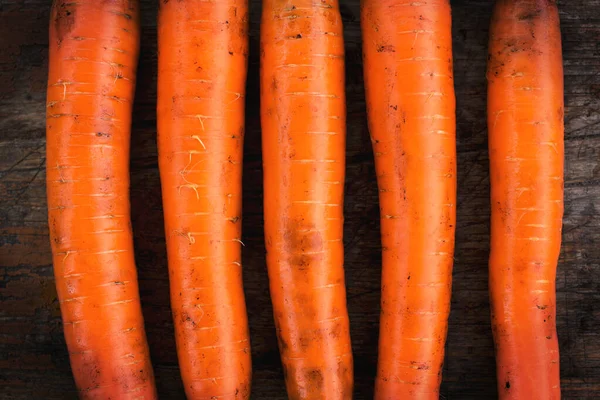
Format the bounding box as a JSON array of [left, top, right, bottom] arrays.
[[0, 0, 598, 398]]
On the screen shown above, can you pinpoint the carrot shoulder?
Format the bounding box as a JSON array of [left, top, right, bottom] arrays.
[[362, 0, 457, 398], [46, 1, 157, 398], [157, 1, 252, 398], [260, 0, 353, 398], [487, 0, 563, 398]]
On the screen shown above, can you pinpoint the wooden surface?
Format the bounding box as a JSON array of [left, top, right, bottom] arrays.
[[1, 0, 599, 398]]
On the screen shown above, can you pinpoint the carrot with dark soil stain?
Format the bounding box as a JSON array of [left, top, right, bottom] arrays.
[[46, 1, 157, 398], [157, 1, 252, 399], [487, 0, 563, 399], [361, 0, 457, 398], [260, 0, 353, 398]]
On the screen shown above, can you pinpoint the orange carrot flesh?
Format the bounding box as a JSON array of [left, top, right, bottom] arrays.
[[260, 0, 353, 398], [46, 1, 157, 398], [157, 1, 252, 398], [487, 1, 563, 398], [361, 1, 457, 398]]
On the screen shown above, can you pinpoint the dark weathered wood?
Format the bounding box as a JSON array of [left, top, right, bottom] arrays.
[[1, 0, 599, 398]]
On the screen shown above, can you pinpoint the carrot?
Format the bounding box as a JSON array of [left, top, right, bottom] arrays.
[[361, 1, 457, 398], [157, 1, 252, 398], [46, 1, 157, 398], [487, 0, 563, 398], [260, 0, 353, 398]]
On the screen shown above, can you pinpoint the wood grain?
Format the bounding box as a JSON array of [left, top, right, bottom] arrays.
[[0, 0, 598, 398]]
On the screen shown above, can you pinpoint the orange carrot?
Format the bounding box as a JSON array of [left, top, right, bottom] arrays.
[[260, 0, 353, 398], [157, 1, 252, 398], [361, 1, 457, 398], [46, 1, 157, 398], [487, 0, 563, 398]]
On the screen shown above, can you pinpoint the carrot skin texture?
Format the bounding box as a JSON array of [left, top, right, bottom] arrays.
[[46, 1, 157, 399], [361, 0, 457, 398], [260, 1, 353, 398], [157, 1, 252, 399], [487, 1, 563, 398]]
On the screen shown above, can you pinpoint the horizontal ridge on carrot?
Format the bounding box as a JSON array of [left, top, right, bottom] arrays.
[[157, 0, 252, 398], [260, 0, 354, 398], [46, 1, 157, 398], [361, 0, 457, 398], [487, 0, 564, 398]]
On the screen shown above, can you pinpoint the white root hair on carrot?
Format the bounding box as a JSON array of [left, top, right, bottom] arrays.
[[196, 115, 205, 131], [191, 135, 206, 149]]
